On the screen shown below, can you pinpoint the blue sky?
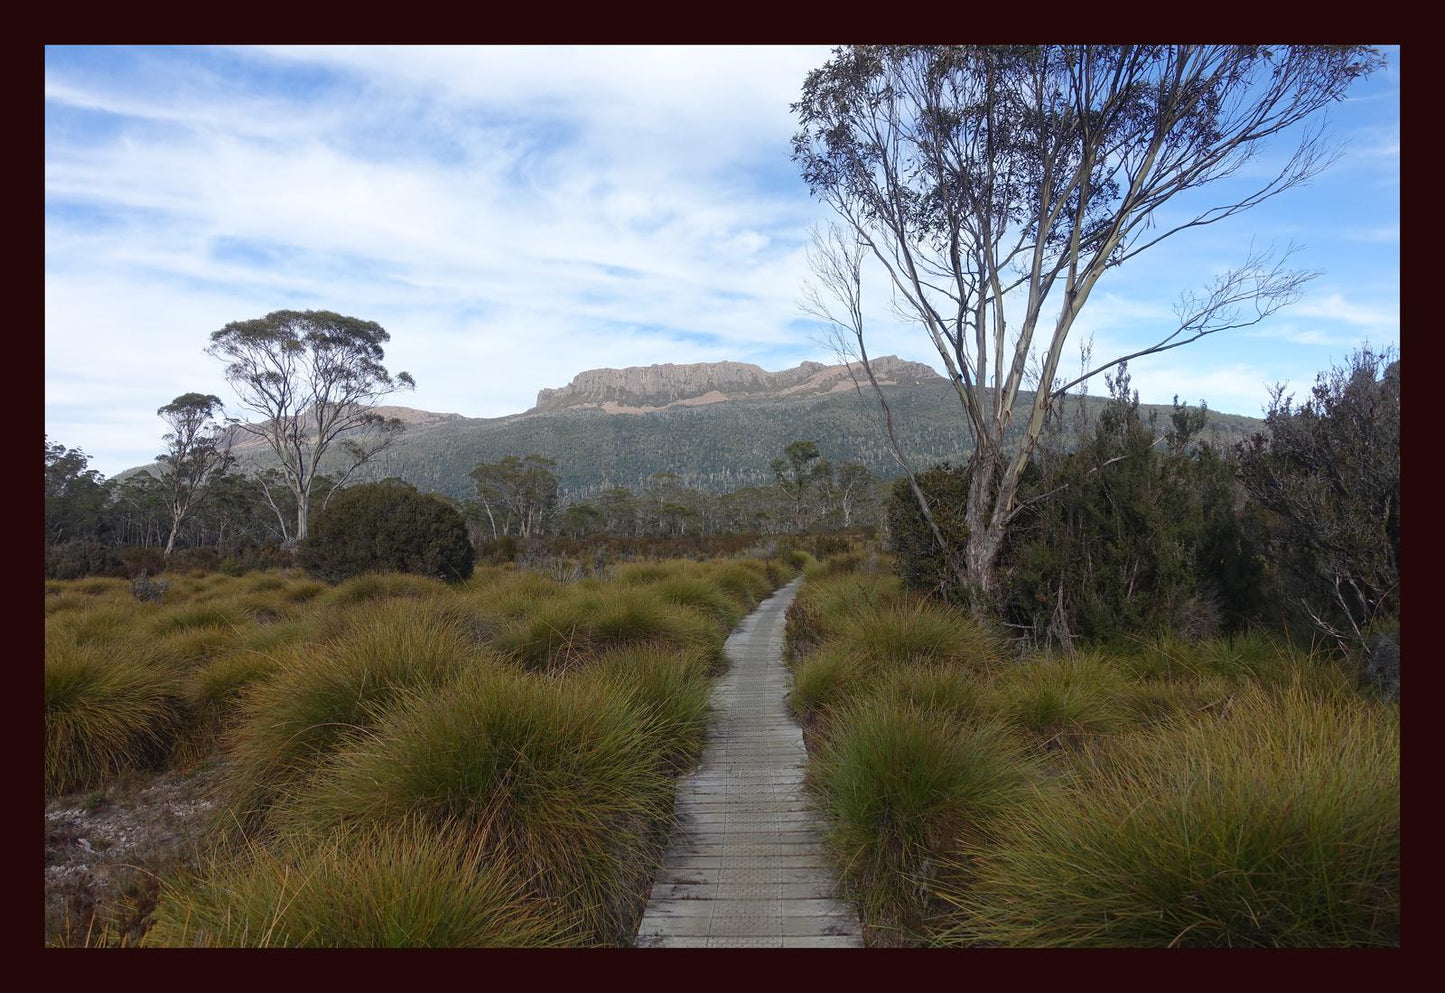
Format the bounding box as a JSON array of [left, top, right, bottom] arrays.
[[45, 46, 1399, 478]]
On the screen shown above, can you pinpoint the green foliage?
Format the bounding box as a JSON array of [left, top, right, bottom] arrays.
[[1236, 347, 1400, 656], [45, 437, 110, 545], [300, 480, 474, 583], [999, 366, 1265, 645], [885, 462, 971, 599], [45, 538, 127, 581]]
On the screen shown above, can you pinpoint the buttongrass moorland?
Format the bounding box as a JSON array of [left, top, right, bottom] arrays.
[[44, 553, 801, 947]]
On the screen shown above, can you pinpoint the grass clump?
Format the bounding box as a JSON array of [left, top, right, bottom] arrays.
[[323, 571, 449, 606], [494, 586, 719, 670], [221, 601, 485, 829], [580, 646, 714, 773], [809, 699, 1034, 938], [833, 600, 1001, 670], [148, 821, 561, 947], [785, 572, 904, 656], [988, 651, 1132, 745], [280, 665, 674, 944], [944, 681, 1399, 947], [45, 641, 178, 796]]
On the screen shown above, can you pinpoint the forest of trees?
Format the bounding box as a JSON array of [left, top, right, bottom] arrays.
[[43, 431, 887, 580]]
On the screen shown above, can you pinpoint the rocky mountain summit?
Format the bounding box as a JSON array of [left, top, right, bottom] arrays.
[[532, 356, 941, 412]]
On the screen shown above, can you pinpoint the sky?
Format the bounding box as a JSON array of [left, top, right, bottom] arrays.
[[45, 45, 1400, 478]]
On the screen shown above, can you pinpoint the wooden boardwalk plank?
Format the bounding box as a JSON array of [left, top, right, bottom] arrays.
[[633, 577, 862, 949]]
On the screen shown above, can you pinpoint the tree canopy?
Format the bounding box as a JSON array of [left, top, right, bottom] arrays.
[[207, 309, 414, 544], [795, 44, 1384, 609]]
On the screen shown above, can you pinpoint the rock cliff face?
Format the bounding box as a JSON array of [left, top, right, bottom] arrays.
[[533, 356, 941, 412]]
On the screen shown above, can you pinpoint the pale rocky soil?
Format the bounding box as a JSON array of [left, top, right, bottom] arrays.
[[44, 760, 226, 946]]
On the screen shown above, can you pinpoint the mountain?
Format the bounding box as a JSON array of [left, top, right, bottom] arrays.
[[125, 357, 1265, 502], [533, 356, 941, 412]]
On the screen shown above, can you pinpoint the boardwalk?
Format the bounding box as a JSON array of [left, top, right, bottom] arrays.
[[633, 577, 863, 948]]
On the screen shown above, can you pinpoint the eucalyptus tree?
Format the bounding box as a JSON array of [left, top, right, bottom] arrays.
[[206, 310, 414, 545], [771, 439, 831, 532], [795, 44, 1384, 609], [155, 392, 234, 556]]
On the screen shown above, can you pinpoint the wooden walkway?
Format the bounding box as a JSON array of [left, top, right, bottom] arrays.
[[633, 577, 863, 948]]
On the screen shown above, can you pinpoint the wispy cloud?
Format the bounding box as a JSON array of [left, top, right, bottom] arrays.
[[45, 46, 1400, 478]]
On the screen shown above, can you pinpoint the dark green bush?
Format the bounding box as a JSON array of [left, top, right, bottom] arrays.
[[45, 539, 127, 580], [884, 462, 971, 601], [300, 481, 474, 583]]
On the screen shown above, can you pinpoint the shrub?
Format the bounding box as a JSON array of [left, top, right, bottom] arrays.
[[944, 682, 1399, 947], [884, 461, 972, 600], [1236, 347, 1399, 659], [45, 539, 127, 580], [300, 481, 474, 583], [148, 821, 562, 947]]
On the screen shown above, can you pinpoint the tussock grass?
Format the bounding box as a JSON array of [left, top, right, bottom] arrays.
[[71, 577, 131, 597], [279, 666, 674, 944], [282, 578, 327, 604], [786, 572, 904, 654], [1124, 630, 1352, 695], [651, 574, 745, 627], [834, 600, 1001, 670], [580, 646, 714, 773], [45, 591, 95, 616], [147, 820, 562, 947], [870, 665, 991, 728], [175, 651, 285, 763], [154, 625, 240, 668], [48, 603, 148, 646], [706, 560, 774, 605], [988, 652, 1132, 744], [942, 681, 1399, 947], [810, 700, 1035, 937], [789, 645, 866, 724], [494, 586, 719, 670], [148, 603, 243, 637], [45, 640, 178, 796], [322, 571, 449, 606], [222, 601, 486, 829]]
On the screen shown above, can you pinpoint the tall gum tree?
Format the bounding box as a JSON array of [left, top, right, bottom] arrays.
[[207, 310, 414, 545], [794, 44, 1384, 612], [155, 392, 234, 557]]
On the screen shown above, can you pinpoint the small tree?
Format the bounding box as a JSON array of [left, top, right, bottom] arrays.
[[206, 310, 414, 546], [44, 437, 109, 544], [771, 440, 831, 532], [833, 461, 875, 528], [469, 454, 559, 539], [1236, 347, 1399, 655], [155, 393, 234, 557]]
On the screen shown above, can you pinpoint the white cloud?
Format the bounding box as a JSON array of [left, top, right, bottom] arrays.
[[44, 45, 1399, 478]]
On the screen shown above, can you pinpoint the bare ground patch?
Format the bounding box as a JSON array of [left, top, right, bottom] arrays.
[[44, 759, 227, 946]]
